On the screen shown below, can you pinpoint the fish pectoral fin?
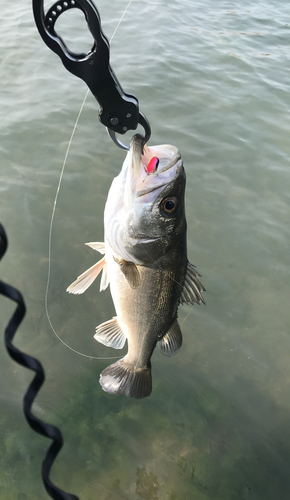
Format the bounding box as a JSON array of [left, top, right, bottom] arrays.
[[158, 320, 182, 357], [85, 241, 106, 254], [180, 261, 206, 306], [94, 317, 126, 349], [66, 256, 106, 294], [114, 257, 140, 289]]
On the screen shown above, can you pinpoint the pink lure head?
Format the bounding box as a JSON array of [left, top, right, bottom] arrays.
[[145, 156, 159, 174]]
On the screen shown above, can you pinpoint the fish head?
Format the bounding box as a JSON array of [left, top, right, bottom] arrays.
[[105, 134, 187, 266]]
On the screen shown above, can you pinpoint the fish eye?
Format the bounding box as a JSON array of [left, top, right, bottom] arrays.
[[160, 196, 178, 215]]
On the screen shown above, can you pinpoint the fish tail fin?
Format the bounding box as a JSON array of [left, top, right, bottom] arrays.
[[100, 357, 152, 399]]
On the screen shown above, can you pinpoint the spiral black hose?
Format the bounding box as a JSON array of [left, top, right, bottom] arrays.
[[0, 223, 79, 500]]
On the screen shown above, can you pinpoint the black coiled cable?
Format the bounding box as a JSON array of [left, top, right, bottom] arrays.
[[0, 223, 79, 500]]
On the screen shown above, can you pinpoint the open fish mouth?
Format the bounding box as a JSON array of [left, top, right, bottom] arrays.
[[129, 134, 183, 199], [141, 148, 181, 176]]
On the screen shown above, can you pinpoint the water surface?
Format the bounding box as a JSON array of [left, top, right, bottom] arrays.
[[1, 0, 290, 499]]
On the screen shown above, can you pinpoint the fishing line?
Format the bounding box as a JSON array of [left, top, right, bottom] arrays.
[[45, 0, 134, 360]]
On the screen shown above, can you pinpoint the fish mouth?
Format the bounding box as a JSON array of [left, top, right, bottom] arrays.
[[129, 134, 182, 198]]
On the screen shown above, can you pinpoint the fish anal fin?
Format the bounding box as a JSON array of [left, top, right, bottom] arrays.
[[180, 261, 206, 305], [100, 357, 152, 399], [94, 317, 126, 349], [158, 319, 182, 357], [66, 256, 106, 295], [114, 256, 140, 289]]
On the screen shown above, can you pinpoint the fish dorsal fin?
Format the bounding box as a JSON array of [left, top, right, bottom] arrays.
[[180, 261, 206, 305], [66, 257, 106, 294], [94, 317, 126, 349], [158, 319, 182, 357], [114, 257, 140, 289], [85, 241, 106, 254]]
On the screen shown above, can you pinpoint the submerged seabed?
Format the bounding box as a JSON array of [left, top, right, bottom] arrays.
[[1, 0, 290, 498]]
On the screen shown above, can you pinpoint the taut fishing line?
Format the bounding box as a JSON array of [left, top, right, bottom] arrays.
[[45, 0, 134, 360]]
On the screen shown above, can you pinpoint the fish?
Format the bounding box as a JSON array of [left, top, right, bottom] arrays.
[[67, 134, 205, 399]]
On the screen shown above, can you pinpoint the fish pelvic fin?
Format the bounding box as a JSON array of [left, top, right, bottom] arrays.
[[158, 319, 182, 357], [180, 261, 206, 305], [94, 317, 126, 349], [66, 256, 106, 294], [113, 257, 140, 289], [99, 261, 109, 291], [85, 241, 106, 254], [100, 358, 152, 399]]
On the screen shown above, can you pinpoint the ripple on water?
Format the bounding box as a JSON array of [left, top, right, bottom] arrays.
[[1, 0, 290, 499]]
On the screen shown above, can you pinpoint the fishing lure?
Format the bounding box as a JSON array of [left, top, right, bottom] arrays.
[[145, 156, 159, 174]]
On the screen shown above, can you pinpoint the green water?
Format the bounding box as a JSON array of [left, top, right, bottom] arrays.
[[1, 0, 290, 498]]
